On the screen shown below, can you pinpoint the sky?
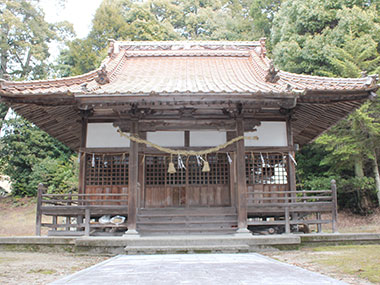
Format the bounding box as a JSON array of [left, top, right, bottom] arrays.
[[40, 0, 102, 39]]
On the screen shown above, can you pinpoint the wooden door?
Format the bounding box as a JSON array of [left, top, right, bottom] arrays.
[[144, 154, 231, 207]]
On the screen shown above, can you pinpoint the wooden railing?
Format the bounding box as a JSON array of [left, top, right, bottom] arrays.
[[40, 193, 128, 206], [36, 183, 128, 236], [246, 180, 338, 234]]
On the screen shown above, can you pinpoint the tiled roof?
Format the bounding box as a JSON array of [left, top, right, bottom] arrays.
[[1, 41, 377, 97]]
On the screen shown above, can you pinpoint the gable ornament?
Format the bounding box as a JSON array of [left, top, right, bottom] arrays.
[[95, 65, 110, 85], [265, 61, 280, 83]]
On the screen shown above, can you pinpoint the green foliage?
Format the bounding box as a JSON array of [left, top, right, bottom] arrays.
[[271, 0, 380, 76], [250, 0, 283, 39], [296, 144, 335, 185], [301, 176, 338, 191], [300, 175, 377, 214], [338, 177, 377, 214], [316, 100, 380, 174], [56, 0, 257, 77], [0, 0, 74, 80], [30, 156, 78, 194], [0, 103, 8, 129], [0, 117, 73, 196], [56, 38, 105, 76]]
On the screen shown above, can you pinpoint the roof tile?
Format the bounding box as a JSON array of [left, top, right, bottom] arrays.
[[0, 41, 377, 97]]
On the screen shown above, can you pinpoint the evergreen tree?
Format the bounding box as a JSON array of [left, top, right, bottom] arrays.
[[271, 0, 380, 208], [0, 118, 73, 196]]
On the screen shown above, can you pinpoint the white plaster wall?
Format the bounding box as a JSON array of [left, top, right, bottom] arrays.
[[190, 131, 226, 146], [147, 131, 184, 147], [245, 122, 287, 146], [86, 123, 130, 147]]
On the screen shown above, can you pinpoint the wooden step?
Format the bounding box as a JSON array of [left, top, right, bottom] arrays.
[[137, 219, 237, 225], [138, 207, 237, 215], [137, 207, 238, 236], [137, 226, 238, 234]]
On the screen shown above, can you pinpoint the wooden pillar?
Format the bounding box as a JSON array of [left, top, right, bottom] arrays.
[[286, 118, 296, 192], [284, 206, 290, 234], [331, 179, 338, 233], [84, 208, 90, 236], [286, 118, 297, 230], [35, 183, 46, 236], [235, 119, 249, 233], [78, 111, 89, 196], [227, 131, 236, 207], [126, 121, 139, 235]]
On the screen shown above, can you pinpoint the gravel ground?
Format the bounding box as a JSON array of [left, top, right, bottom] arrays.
[[0, 251, 108, 285]]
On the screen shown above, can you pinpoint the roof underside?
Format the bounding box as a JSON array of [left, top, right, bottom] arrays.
[[0, 41, 378, 150]]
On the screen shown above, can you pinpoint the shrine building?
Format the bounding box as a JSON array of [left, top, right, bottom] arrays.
[[0, 40, 378, 236]]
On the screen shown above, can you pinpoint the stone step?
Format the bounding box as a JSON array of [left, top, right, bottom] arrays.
[[124, 236, 251, 246], [124, 244, 249, 254], [137, 228, 237, 236], [137, 217, 237, 223]]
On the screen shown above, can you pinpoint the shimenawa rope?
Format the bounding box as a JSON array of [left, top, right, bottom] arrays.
[[116, 128, 258, 156]]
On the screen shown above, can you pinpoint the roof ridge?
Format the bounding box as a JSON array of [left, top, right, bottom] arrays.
[[114, 40, 262, 46]]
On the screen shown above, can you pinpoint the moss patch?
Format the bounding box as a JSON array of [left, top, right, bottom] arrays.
[[27, 269, 57, 275], [310, 245, 380, 283], [0, 256, 17, 263]]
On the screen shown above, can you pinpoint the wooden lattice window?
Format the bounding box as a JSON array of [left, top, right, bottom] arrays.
[[86, 154, 129, 186], [145, 156, 166, 185], [245, 153, 288, 185], [145, 153, 230, 186], [167, 158, 186, 185], [188, 154, 229, 185], [145, 156, 186, 186]]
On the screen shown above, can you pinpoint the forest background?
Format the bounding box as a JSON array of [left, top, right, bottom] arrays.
[[0, 0, 379, 214]]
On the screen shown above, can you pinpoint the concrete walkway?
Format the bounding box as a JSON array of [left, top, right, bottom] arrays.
[[51, 253, 346, 285]]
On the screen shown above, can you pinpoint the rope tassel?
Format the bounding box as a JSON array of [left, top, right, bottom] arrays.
[[202, 155, 210, 172], [202, 161, 210, 172], [168, 154, 176, 174]]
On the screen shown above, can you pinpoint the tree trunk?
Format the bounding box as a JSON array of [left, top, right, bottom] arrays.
[[371, 150, 380, 207], [354, 156, 365, 178]]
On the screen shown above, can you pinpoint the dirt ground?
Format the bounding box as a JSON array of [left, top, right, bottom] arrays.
[[0, 248, 377, 285], [0, 251, 108, 285]]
